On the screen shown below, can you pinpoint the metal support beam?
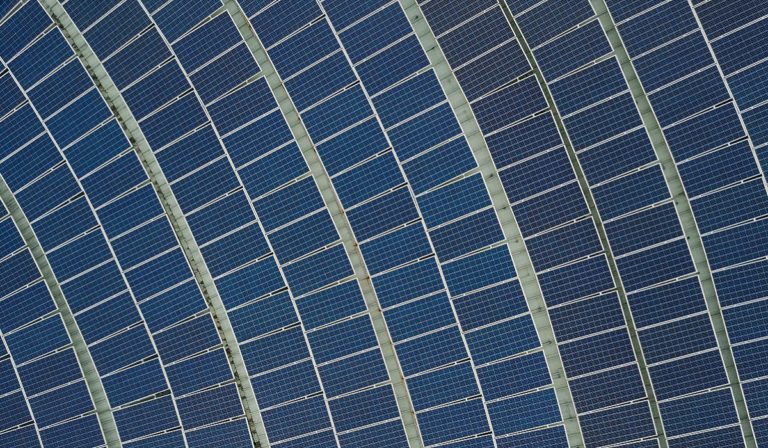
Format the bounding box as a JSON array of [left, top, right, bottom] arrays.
[[589, 1, 756, 445], [222, 2, 425, 446], [0, 176, 121, 447], [497, 1, 670, 445], [400, 1, 585, 446], [39, 1, 267, 445]]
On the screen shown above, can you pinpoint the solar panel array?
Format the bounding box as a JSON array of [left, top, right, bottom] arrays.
[[0, 0, 767, 447]]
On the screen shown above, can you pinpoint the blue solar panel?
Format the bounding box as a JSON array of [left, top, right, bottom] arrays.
[[261, 395, 330, 442], [15, 166, 80, 221], [334, 153, 401, 207], [641, 313, 718, 363], [488, 388, 561, 435], [514, 182, 588, 236], [122, 61, 190, 120], [216, 256, 284, 308], [285, 52, 356, 111], [200, 224, 270, 276], [173, 13, 242, 72], [478, 350, 550, 399], [372, 257, 444, 308], [270, 211, 338, 263], [408, 362, 479, 410], [404, 137, 477, 194], [284, 246, 352, 296], [431, 209, 504, 260], [185, 419, 252, 447], [456, 41, 530, 102], [564, 93, 642, 150], [550, 292, 623, 341], [154, 313, 220, 363], [706, 216, 768, 269], [30, 380, 93, 427], [308, 316, 378, 363], [89, 325, 155, 374], [39, 415, 104, 448], [104, 28, 173, 90], [454, 281, 528, 330], [551, 58, 627, 116], [296, 280, 366, 329], [744, 103, 768, 147], [729, 60, 768, 110], [81, 152, 147, 207], [177, 383, 243, 429], [661, 389, 738, 436], [76, 292, 140, 343], [713, 260, 768, 308], [443, 245, 516, 295], [114, 396, 180, 441], [497, 425, 568, 448], [527, 218, 602, 270], [439, 8, 515, 67], [340, 3, 412, 63], [152, 0, 220, 43], [593, 165, 669, 219], [0, 1, 50, 60], [386, 292, 454, 341], [570, 364, 646, 412], [240, 326, 309, 374], [0, 283, 55, 333], [604, 202, 682, 255], [319, 349, 388, 397], [419, 174, 491, 227], [357, 36, 428, 94], [580, 402, 655, 447], [711, 18, 768, 75], [473, 76, 547, 133], [18, 348, 80, 395], [90, 3, 151, 59], [388, 102, 459, 160], [27, 61, 92, 120], [729, 306, 768, 348], [1, 106, 44, 157], [102, 359, 167, 407], [7, 30, 70, 90], [250, 0, 323, 49], [303, 85, 372, 142], [374, 70, 445, 128], [618, 0, 698, 57], [360, 223, 432, 274], [348, 187, 419, 241], [65, 118, 131, 176], [466, 315, 539, 364], [535, 21, 611, 81], [331, 386, 401, 431], [268, 21, 338, 78], [651, 68, 730, 127], [184, 193, 249, 243], [396, 326, 467, 375], [419, 399, 489, 445], [227, 292, 297, 341], [632, 33, 712, 93], [628, 276, 706, 327], [139, 280, 203, 329], [192, 43, 261, 104], [251, 360, 320, 407], [560, 328, 635, 376], [617, 239, 695, 291]]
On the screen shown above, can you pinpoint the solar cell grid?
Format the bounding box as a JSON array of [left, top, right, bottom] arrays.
[[3, 0, 768, 446]]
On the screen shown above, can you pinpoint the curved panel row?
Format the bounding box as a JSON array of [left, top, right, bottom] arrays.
[[1, 0, 768, 447]]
